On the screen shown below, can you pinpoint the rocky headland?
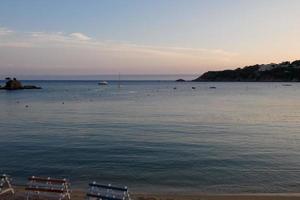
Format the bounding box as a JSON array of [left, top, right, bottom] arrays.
[[194, 60, 300, 82]]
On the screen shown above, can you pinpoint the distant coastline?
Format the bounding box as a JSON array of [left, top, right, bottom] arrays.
[[0, 74, 197, 81], [193, 60, 300, 82]]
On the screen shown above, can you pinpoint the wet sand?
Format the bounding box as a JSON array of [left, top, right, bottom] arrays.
[[6, 187, 300, 200]]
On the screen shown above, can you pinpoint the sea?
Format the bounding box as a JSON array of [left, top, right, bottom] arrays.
[[0, 77, 300, 193]]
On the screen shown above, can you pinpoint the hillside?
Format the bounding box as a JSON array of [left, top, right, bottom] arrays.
[[193, 60, 300, 82]]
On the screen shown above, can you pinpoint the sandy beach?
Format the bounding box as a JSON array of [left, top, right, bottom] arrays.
[[4, 187, 300, 200]]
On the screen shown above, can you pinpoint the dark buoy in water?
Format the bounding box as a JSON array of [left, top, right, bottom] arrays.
[[192, 87, 196, 90], [210, 86, 216, 89], [25, 105, 29, 108], [62, 102, 65, 104], [173, 87, 177, 90]]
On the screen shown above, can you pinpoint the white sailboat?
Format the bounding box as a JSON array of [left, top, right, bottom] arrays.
[[98, 81, 108, 85]]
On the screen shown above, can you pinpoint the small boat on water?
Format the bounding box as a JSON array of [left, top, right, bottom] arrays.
[[98, 81, 108, 85]]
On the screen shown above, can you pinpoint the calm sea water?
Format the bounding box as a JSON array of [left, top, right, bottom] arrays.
[[0, 80, 300, 193]]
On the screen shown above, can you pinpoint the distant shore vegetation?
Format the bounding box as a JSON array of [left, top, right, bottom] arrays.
[[194, 60, 300, 82]]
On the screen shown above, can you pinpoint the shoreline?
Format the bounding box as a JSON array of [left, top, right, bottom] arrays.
[[10, 187, 300, 200]]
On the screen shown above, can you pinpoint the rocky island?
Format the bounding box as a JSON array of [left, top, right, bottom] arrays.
[[0, 77, 42, 90], [194, 60, 300, 82], [176, 79, 186, 82]]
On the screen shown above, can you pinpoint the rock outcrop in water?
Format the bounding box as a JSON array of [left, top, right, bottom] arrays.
[[0, 77, 42, 90], [176, 79, 186, 82], [193, 60, 300, 82]]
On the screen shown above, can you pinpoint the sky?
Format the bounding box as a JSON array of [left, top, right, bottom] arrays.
[[0, 0, 300, 77]]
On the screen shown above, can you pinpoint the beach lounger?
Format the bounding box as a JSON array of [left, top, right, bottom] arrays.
[[86, 182, 131, 200], [25, 176, 71, 200], [0, 174, 14, 196]]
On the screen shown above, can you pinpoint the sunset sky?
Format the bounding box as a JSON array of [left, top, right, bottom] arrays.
[[1, 0, 300, 76]]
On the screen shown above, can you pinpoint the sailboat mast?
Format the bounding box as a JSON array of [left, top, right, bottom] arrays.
[[118, 73, 121, 89]]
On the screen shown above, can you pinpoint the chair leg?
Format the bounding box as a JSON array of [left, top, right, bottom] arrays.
[[11, 193, 15, 200]]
